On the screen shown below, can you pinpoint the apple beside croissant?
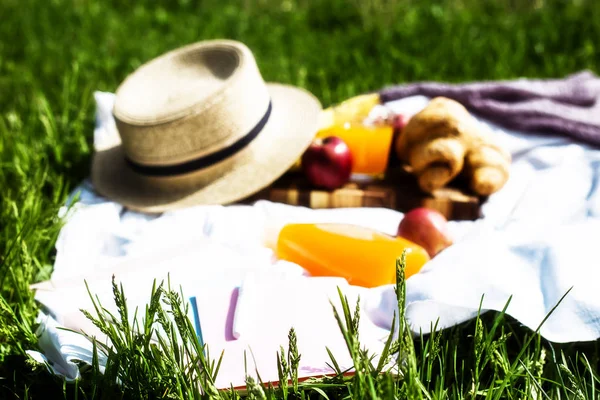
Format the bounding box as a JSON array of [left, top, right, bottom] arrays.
[[395, 97, 511, 196]]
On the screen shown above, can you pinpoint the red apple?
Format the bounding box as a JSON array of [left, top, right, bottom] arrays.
[[396, 207, 453, 258], [301, 136, 353, 190], [392, 113, 411, 132]]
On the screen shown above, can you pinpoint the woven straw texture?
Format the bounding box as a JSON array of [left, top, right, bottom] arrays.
[[91, 40, 322, 212]]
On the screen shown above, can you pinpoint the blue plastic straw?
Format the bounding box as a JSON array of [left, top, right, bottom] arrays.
[[189, 296, 205, 351]]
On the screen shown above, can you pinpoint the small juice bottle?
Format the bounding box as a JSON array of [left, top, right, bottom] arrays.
[[275, 223, 430, 288]]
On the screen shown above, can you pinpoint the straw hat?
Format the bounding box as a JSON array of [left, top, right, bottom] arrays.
[[91, 39, 322, 213]]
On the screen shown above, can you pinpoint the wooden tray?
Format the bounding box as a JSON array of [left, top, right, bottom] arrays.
[[245, 169, 483, 221]]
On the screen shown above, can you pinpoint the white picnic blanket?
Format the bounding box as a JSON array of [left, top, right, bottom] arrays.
[[28, 92, 600, 384]]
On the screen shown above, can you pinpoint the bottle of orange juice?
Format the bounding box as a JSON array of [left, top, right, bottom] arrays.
[[275, 223, 430, 288]]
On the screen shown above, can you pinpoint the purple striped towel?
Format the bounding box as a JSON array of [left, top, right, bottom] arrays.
[[379, 70, 600, 147]]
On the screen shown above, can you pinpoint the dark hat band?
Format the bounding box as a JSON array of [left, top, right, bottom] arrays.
[[125, 100, 273, 177]]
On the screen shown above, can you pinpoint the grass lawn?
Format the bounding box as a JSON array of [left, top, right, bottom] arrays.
[[1, 0, 600, 398]]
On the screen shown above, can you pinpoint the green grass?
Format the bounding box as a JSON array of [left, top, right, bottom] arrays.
[[1, 0, 599, 398]]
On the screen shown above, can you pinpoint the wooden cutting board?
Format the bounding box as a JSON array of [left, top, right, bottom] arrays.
[[244, 169, 483, 221]]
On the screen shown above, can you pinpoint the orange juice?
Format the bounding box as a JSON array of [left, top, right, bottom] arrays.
[[317, 122, 394, 177], [275, 223, 430, 288], [316, 93, 394, 177], [290, 94, 394, 175]]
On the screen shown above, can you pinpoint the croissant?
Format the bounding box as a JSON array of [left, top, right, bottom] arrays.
[[395, 97, 511, 196], [464, 134, 512, 196]]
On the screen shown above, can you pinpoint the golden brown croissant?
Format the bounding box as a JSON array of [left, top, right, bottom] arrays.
[[464, 134, 512, 196], [395, 97, 511, 196]]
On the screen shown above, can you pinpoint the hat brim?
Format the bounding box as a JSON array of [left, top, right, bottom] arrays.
[[91, 83, 322, 213]]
